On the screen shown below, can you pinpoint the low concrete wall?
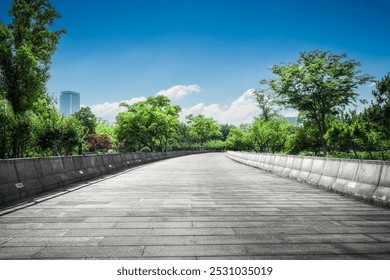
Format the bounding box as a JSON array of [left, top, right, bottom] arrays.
[[0, 150, 207, 206], [227, 151, 389, 207]]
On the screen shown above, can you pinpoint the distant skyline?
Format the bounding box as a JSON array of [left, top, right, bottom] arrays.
[[1, 0, 389, 124], [59, 90, 81, 116]]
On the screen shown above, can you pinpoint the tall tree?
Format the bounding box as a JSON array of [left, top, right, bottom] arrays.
[[73, 107, 97, 134], [186, 114, 222, 149], [0, 0, 65, 157], [253, 90, 277, 121], [365, 73, 390, 138], [260, 50, 372, 155], [116, 96, 181, 151]]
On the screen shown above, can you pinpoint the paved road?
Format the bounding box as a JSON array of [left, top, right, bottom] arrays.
[[1, 153, 390, 259]]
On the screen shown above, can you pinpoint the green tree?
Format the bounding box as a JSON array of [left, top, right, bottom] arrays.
[[225, 127, 253, 151], [116, 96, 181, 151], [220, 124, 236, 141], [249, 117, 293, 153], [175, 122, 194, 150], [186, 114, 222, 149], [365, 73, 390, 137], [73, 107, 97, 134], [0, 0, 65, 157], [0, 97, 15, 158], [260, 50, 372, 155], [35, 109, 84, 156], [253, 90, 277, 121], [326, 111, 387, 160], [96, 119, 117, 146], [73, 106, 97, 154]]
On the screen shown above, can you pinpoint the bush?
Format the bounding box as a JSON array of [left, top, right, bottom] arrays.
[[140, 146, 151, 153]]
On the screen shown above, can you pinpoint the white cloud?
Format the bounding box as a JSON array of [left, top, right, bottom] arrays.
[[155, 84, 200, 100], [180, 89, 261, 125], [89, 97, 146, 122], [180, 89, 299, 125]]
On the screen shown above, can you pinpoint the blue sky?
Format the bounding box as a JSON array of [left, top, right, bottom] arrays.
[[1, 0, 389, 124]]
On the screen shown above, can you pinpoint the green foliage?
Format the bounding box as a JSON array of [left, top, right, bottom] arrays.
[[174, 122, 194, 150], [225, 128, 253, 151], [220, 124, 236, 141], [0, 0, 65, 158], [0, 97, 15, 158], [35, 111, 84, 156], [253, 90, 277, 121], [186, 114, 222, 148], [96, 120, 117, 146], [116, 96, 181, 152], [203, 140, 226, 151], [140, 146, 151, 153], [73, 107, 97, 134], [249, 117, 294, 153], [326, 110, 389, 160], [286, 120, 321, 155], [261, 50, 372, 155]]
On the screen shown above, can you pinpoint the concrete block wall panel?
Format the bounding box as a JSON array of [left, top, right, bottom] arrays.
[[88, 156, 103, 176], [134, 153, 141, 165], [246, 153, 252, 166], [120, 154, 130, 169], [252, 154, 258, 167], [247, 153, 254, 166], [75, 156, 94, 180], [275, 156, 288, 176], [101, 154, 110, 167], [261, 155, 269, 171], [305, 158, 326, 187], [95, 155, 107, 174], [50, 157, 68, 187], [108, 154, 119, 171], [72, 156, 85, 171], [331, 159, 360, 196], [289, 157, 303, 179], [271, 155, 281, 173], [351, 160, 383, 202], [372, 162, 390, 207], [115, 154, 126, 169], [266, 155, 274, 172], [0, 159, 20, 204], [14, 158, 42, 198], [138, 153, 147, 163], [34, 158, 58, 192], [282, 156, 295, 178], [297, 157, 314, 182], [254, 154, 263, 169], [257, 154, 265, 170], [317, 158, 341, 190], [59, 157, 80, 187], [241, 152, 248, 165]]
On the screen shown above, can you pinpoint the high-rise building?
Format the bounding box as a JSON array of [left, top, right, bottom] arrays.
[[60, 90, 80, 116]]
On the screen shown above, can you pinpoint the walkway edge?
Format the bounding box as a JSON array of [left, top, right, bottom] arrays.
[[226, 151, 390, 208]]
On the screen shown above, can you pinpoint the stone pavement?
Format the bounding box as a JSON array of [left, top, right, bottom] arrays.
[[1, 153, 390, 259]]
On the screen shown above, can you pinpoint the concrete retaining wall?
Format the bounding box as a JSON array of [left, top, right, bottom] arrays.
[[0, 150, 207, 206], [227, 151, 390, 207]]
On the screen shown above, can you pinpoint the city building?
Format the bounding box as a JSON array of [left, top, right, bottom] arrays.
[[59, 90, 80, 116]]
